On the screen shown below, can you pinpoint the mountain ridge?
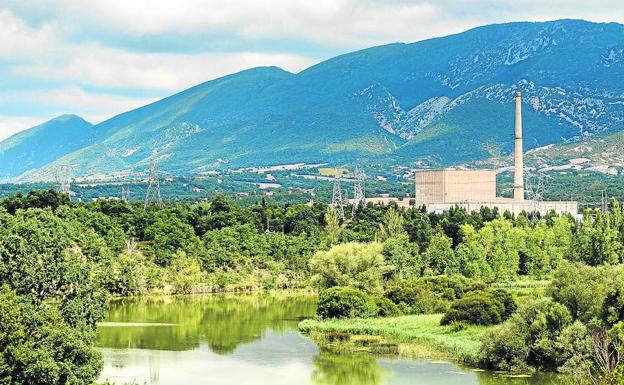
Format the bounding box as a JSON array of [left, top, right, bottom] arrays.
[[0, 115, 93, 181], [2, 19, 623, 181]]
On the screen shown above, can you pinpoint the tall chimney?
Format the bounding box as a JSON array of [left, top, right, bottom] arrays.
[[514, 90, 524, 201]]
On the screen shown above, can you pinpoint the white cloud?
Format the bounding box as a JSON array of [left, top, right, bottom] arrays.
[[0, 87, 160, 125], [0, 116, 47, 141], [0, 10, 60, 61], [4, 0, 623, 49], [12, 45, 316, 91]]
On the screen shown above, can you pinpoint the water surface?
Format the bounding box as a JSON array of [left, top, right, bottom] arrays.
[[97, 294, 566, 385]]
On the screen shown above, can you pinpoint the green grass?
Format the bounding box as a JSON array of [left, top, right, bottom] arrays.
[[299, 314, 493, 365], [493, 279, 549, 304]]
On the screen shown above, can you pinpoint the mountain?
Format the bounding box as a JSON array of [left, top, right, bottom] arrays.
[[6, 19, 624, 181], [0, 115, 93, 181]]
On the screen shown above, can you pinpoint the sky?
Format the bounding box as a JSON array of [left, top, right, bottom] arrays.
[[1, 0, 623, 141]]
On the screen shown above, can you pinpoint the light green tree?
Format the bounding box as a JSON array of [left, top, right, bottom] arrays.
[[422, 227, 457, 275], [323, 206, 344, 246], [456, 218, 526, 282], [569, 209, 623, 266], [309, 242, 388, 295], [376, 207, 406, 242]]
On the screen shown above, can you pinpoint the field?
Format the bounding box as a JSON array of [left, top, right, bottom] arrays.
[[299, 314, 492, 365]]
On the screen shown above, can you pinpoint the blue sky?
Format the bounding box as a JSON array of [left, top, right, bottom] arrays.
[[1, 0, 623, 140]]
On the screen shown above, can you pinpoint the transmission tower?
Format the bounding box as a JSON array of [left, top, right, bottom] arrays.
[[144, 150, 162, 209], [525, 170, 546, 222], [121, 187, 131, 202], [331, 174, 346, 219], [54, 164, 74, 195], [601, 190, 609, 213], [352, 166, 366, 215]]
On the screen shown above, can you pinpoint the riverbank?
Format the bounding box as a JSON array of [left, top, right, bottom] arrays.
[[299, 314, 492, 365]]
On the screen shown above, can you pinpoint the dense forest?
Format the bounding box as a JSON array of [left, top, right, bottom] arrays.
[[2, 189, 624, 384]]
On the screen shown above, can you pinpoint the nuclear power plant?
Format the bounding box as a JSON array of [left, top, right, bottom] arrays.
[[412, 91, 578, 215]]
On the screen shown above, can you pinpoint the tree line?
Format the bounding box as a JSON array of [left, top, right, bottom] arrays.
[[2, 189, 624, 384]]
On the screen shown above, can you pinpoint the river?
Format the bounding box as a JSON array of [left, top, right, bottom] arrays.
[[97, 293, 567, 385]]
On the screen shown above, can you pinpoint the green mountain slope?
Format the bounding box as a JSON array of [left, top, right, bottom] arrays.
[[0, 115, 93, 180], [3, 19, 623, 181]]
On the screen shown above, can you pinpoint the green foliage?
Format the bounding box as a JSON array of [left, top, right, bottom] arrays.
[[323, 206, 343, 246], [144, 212, 206, 266], [548, 262, 611, 323], [374, 297, 402, 317], [168, 251, 206, 294], [309, 242, 388, 295], [403, 209, 432, 251], [381, 234, 419, 280], [568, 209, 624, 266], [440, 289, 515, 326], [421, 228, 456, 275], [490, 289, 517, 320], [375, 207, 406, 242], [455, 218, 526, 282], [384, 275, 485, 315], [316, 287, 378, 319], [519, 217, 573, 277], [0, 286, 103, 385], [479, 298, 576, 371]]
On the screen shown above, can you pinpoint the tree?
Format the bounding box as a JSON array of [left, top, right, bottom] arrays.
[[421, 227, 456, 275], [403, 209, 432, 251], [376, 207, 406, 242], [382, 234, 419, 280], [309, 242, 388, 295], [520, 217, 573, 277], [0, 286, 103, 385], [456, 218, 525, 282], [569, 209, 623, 266], [324, 206, 344, 246], [144, 212, 206, 266]]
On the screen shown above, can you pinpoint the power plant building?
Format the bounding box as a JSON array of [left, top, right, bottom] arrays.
[[413, 91, 578, 216]]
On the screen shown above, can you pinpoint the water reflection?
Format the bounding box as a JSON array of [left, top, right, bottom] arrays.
[[99, 293, 316, 353], [97, 294, 569, 385], [312, 350, 385, 385]]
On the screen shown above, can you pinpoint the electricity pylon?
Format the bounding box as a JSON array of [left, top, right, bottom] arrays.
[[121, 187, 131, 202], [144, 150, 162, 209], [352, 166, 366, 215], [525, 170, 546, 222], [331, 174, 346, 220], [55, 164, 74, 195]]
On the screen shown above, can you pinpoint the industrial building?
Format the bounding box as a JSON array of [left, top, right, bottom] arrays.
[[413, 91, 578, 216]]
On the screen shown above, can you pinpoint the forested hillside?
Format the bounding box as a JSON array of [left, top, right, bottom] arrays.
[[2, 19, 622, 181]]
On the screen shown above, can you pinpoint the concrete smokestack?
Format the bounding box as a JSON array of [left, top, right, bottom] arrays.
[[514, 90, 524, 201]]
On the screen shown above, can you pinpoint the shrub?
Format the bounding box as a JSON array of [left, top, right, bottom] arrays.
[[479, 299, 573, 371], [440, 291, 503, 326], [384, 275, 485, 315], [491, 289, 517, 321], [316, 287, 378, 319], [375, 297, 402, 317]]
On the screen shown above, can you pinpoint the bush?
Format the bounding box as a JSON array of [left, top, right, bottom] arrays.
[[479, 299, 573, 371], [440, 291, 504, 326], [491, 289, 517, 321], [375, 297, 402, 317], [316, 287, 378, 319], [384, 275, 485, 315]]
